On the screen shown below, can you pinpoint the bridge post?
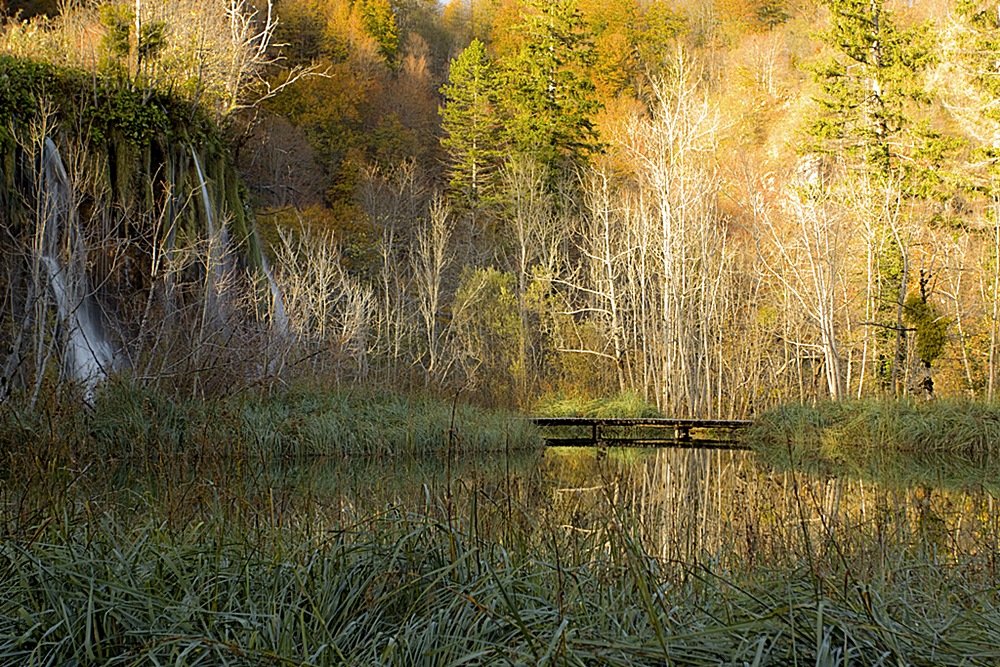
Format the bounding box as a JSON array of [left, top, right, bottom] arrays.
[[675, 425, 691, 442]]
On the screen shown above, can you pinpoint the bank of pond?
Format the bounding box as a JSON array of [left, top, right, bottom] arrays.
[[3, 388, 1000, 665]]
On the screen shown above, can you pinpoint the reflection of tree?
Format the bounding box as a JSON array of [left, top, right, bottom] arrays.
[[302, 443, 1000, 584], [537, 447, 992, 575], [913, 486, 947, 557]]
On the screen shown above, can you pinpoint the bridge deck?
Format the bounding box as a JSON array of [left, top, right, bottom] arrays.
[[529, 417, 753, 447]]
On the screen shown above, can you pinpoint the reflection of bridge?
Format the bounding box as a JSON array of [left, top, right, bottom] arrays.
[[530, 417, 753, 449]]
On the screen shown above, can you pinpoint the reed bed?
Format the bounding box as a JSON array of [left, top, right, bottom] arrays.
[[239, 390, 537, 457], [4, 499, 1000, 666], [0, 381, 538, 466], [533, 392, 663, 418], [746, 398, 1000, 480], [4, 437, 1000, 665]]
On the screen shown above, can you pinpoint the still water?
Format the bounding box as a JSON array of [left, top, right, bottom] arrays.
[[273, 446, 1000, 574]]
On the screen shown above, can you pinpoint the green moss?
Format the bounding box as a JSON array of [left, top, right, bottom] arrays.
[[904, 292, 950, 365], [0, 54, 271, 319], [0, 55, 221, 151], [0, 55, 52, 124]]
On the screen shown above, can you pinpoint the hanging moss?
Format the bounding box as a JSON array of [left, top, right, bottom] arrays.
[[109, 134, 137, 204], [225, 168, 248, 247], [0, 53, 276, 342], [207, 150, 223, 220], [140, 142, 153, 213], [0, 141, 15, 225]]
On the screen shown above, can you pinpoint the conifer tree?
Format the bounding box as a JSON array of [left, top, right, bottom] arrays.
[[439, 38, 501, 218], [499, 0, 600, 175], [809, 0, 935, 394], [903, 271, 950, 398], [950, 1, 1000, 396], [810, 0, 933, 175], [955, 1, 1000, 113], [357, 0, 398, 63]]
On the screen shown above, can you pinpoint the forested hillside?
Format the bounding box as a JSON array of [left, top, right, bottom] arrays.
[[3, 0, 998, 415]]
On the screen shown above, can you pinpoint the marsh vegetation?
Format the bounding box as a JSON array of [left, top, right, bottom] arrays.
[[4, 391, 1000, 665], [6, 0, 1000, 664]]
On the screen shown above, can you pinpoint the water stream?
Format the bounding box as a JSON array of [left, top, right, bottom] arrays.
[[190, 147, 232, 314], [261, 254, 289, 335], [39, 138, 114, 398]]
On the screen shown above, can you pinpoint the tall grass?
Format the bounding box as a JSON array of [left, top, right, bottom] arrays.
[[4, 443, 1000, 665], [240, 388, 537, 457], [6, 390, 1000, 665], [3, 494, 1000, 665], [533, 392, 662, 418], [0, 380, 538, 464], [746, 398, 1000, 468]]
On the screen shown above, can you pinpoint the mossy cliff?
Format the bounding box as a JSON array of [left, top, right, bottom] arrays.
[[0, 55, 268, 397]]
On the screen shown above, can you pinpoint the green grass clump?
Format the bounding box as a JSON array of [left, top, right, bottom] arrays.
[[9, 387, 1000, 665], [746, 398, 1000, 487], [0, 380, 538, 470], [5, 419, 1000, 665], [240, 388, 538, 457], [534, 391, 662, 418], [4, 489, 1000, 666]]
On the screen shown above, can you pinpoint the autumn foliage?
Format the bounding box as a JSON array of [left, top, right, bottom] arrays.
[[6, 0, 1000, 412]]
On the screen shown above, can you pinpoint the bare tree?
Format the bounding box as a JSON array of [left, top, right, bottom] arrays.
[[750, 169, 852, 399], [359, 161, 427, 382], [272, 226, 374, 381], [412, 196, 453, 384], [617, 52, 729, 416], [499, 156, 557, 399]]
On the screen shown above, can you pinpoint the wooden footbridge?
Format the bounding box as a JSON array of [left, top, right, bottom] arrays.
[[530, 417, 753, 449]]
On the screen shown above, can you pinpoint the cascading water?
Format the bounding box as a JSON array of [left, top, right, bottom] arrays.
[[39, 138, 114, 398], [260, 255, 289, 335], [190, 147, 232, 313], [191, 146, 288, 337]]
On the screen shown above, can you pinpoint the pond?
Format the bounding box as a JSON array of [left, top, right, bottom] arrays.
[[271, 445, 1000, 576], [7, 443, 1000, 664]]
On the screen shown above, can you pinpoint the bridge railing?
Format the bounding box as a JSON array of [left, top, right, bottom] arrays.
[[529, 417, 752, 449]]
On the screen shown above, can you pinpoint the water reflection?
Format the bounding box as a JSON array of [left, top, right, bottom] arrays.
[[282, 446, 1000, 575]]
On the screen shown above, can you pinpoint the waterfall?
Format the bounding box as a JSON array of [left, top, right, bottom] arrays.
[[260, 255, 289, 335], [40, 138, 114, 398], [190, 146, 290, 337], [190, 147, 232, 308]]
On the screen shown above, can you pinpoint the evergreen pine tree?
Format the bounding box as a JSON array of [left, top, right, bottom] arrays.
[[955, 0, 1000, 115], [357, 0, 399, 64], [440, 39, 501, 217], [499, 0, 600, 175], [950, 1, 1000, 396], [810, 0, 934, 175], [809, 0, 935, 394]]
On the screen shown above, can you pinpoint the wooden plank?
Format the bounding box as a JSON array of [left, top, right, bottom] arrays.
[[533, 415, 753, 450], [544, 438, 603, 447]]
